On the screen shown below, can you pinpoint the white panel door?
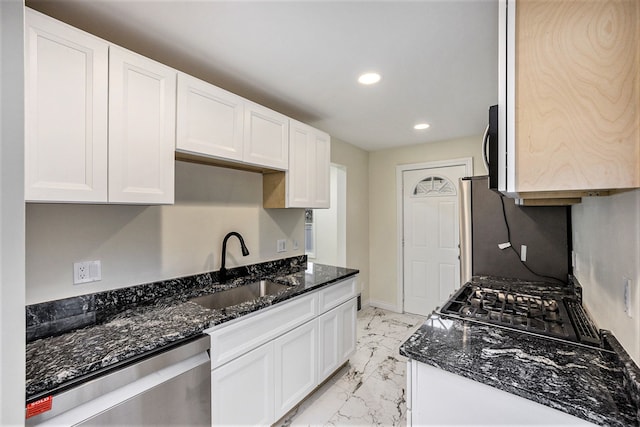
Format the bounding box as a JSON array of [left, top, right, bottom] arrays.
[[274, 320, 318, 419], [287, 120, 331, 208], [403, 165, 466, 316], [25, 9, 108, 202], [243, 101, 289, 170], [212, 343, 274, 426], [338, 298, 357, 361], [312, 131, 331, 208], [318, 297, 357, 382], [108, 46, 176, 204], [288, 123, 312, 206], [317, 307, 340, 380], [176, 73, 244, 162]]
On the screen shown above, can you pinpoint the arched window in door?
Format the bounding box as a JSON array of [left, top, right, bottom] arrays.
[[412, 176, 456, 197]]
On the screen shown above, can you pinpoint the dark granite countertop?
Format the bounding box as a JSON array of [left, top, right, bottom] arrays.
[[400, 276, 639, 427], [26, 260, 358, 401]]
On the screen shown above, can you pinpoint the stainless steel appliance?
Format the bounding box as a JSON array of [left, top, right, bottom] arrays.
[[26, 335, 211, 426], [439, 282, 601, 346], [481, 105, 499, 191], [459, 176, 570, 285]]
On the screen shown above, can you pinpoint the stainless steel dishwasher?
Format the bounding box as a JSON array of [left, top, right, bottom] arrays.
[[26, 335, 211, 426]]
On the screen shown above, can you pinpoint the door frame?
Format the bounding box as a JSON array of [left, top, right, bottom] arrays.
[[396, 158, 473, 313]]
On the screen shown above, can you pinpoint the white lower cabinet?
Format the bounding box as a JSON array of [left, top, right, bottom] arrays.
[[207, 276, 358, 426], [274, 320, 318, 417], [339, 298, 357, 361], [318, 298, 357, 380], [407, 360, 593, 426], [211, 342, 274, 426], [212, 319, 318, 426]]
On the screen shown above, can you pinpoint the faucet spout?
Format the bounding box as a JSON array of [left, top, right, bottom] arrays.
[[219, 232, 250, 283]]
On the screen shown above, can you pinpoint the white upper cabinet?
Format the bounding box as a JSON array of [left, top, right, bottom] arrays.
[[176, 73, 244, 162], [25, 9, 176, 205], [175, 79, 289, 170], [500, 0, 639, 201], [108, 46, 176, 204], [287, 120, 330, 208], [25, 9, 108, 202], [243, 101, 289, 170]]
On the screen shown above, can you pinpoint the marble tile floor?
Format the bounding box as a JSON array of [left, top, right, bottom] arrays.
[[276, 306, 426, 426]]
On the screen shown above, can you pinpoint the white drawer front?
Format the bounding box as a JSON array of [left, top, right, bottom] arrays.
[[209, 293, 317, 369], [318, 277, 357, 314]]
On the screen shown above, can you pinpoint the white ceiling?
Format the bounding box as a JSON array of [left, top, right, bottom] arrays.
[[27, 0, 499, 151]]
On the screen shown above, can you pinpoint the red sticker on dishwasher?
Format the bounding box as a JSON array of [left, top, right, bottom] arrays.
[[26, 395, 53, 419]]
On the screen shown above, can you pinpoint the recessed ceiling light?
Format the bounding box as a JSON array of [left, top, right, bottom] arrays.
[[414, 123, 430, 130], [358, 72, 381, 85]]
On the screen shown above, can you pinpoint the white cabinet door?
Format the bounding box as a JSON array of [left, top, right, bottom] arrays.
[[312, 130, 331, 207], [287, 120, 330, 208], [318, 297, 358, 383], [409, 360, 592, 426], [212, 343, 274, 426], [339, 297, 357, 361], [274, 320, 318, 419], [108, 46, 176, 204], [25, 9, 108, 202], [176, 73, 244, 162], [318, 306, 340, 380], [243, 101, 289, 170], [288, 123, 313, 207]]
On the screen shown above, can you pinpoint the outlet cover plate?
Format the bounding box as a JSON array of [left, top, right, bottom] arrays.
[[74, 260, 102, 285]]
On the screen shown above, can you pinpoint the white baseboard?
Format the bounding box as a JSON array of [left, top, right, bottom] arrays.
[[368, 299, 402, 313]]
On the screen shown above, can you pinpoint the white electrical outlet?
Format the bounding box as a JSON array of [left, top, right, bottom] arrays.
[[292, 240, 299, 250], [520, 245, 527, 262], [74, 260, 102, 285], [277, 239, 286, 253]]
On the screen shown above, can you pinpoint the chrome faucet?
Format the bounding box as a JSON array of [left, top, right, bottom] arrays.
[[219, 232, 250, 283]]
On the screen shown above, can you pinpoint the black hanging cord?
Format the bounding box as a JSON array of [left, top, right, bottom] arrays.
[[499, 195, 567, 285]]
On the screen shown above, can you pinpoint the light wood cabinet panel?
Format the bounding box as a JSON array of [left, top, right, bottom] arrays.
[[25, 9, 108, 202], [244, 101, 289, 170], [504, 0, 639, 197], [108, 46, 176, 204], [176, 73, 244, 162]]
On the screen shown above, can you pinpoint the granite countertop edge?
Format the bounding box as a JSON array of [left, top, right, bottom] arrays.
[[26, 263, 359, 401], [400, 315, 638, 427]]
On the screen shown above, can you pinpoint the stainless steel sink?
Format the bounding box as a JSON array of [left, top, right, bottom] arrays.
[[190, 280, 291, 310]]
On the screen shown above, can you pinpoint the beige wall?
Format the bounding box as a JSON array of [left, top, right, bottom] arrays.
[[331, 138, 370, 302], [26, 161, 305, 304], [572, 190, 640, 364], [368, 135, 485, 310]]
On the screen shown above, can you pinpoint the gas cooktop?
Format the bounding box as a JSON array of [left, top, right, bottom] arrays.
[[439, 283, 601, 346]]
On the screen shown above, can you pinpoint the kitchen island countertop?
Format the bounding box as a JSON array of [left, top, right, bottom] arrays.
[[26, 261, 358, 401], [401, 312, 639, 426]]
